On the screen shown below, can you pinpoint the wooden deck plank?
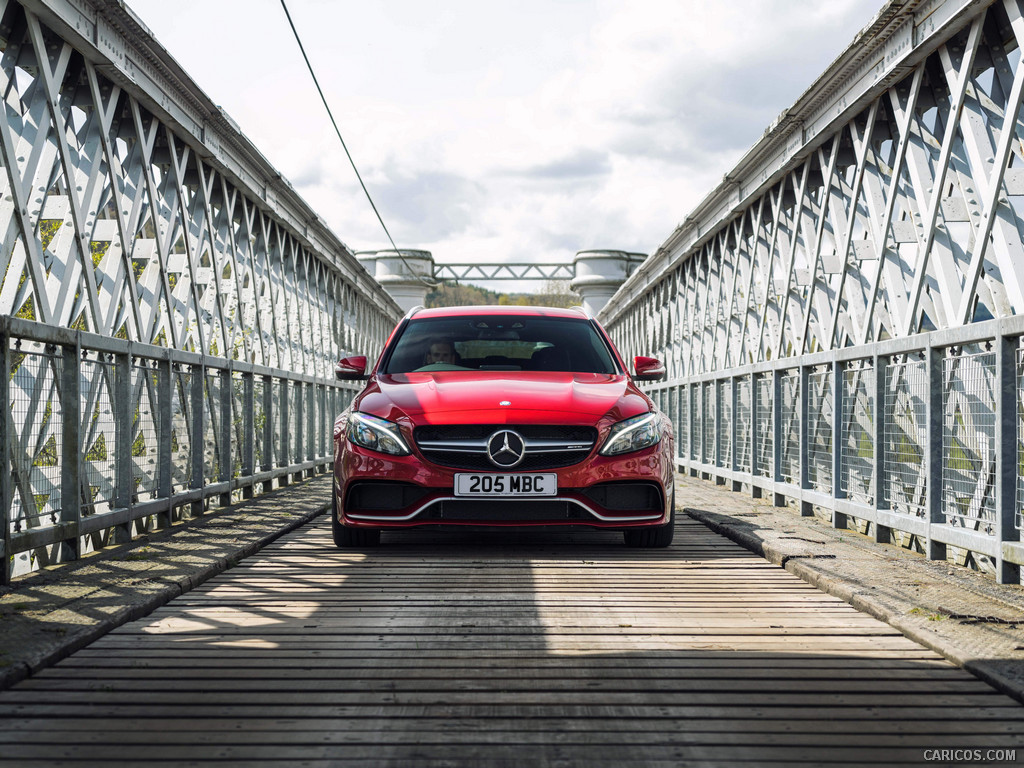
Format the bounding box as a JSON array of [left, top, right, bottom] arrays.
[[0, 515, 1020, 766], [1, 716, 1021, 735]]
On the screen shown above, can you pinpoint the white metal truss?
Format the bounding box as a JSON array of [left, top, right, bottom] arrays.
[[602, 0, 1024, 369], [600, 0, 1024, 582], [0, 0, 399, 363], [433, 263, 574, 282], [0, 0, 401, 579]]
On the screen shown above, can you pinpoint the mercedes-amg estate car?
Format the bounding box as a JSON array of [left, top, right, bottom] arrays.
[[332, 305, 674, 548]]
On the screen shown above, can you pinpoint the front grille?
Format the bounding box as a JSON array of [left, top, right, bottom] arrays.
[[414, 425, 597, 471]]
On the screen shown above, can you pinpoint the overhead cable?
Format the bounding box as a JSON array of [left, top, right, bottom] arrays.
[[279, 0, 437, 287]]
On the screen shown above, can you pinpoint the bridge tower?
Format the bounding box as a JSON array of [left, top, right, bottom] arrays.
[[357, 250, 436, 312], [570, 250, 646, 315]]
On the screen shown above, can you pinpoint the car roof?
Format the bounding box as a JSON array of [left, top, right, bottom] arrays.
[[410, 305, 590, 320]]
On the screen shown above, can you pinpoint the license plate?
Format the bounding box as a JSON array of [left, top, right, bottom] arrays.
[[454, 473, 557, 497]]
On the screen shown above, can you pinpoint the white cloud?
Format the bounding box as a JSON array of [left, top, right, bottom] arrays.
[[129, 0, 883, 290]]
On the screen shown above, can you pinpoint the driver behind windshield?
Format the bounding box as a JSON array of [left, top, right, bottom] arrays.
[[424, 339, 456, 365]]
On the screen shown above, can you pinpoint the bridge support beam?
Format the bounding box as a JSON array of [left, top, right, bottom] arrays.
[[358, 250, 435, 312]]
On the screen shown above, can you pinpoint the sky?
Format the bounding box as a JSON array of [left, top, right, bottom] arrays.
[[128, 0, 885, 291]]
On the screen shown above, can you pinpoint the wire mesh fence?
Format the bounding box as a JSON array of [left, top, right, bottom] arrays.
[[755, 373, 773, 478], [666, 386, 677, 457], [942, 351, 996, 534], [273, 379, 286, 468], [841, 361, 875, 506], [884, 357, 928, 518], [231, 372, 246, 482], [7, 342, 62, 536], [806, 367, 832, 495], [79, 354, 116, 517], [290, 381, 303, 467], [779, 371, 800, 485], [718, 379, 732, 471], [1019, 347, 1024, 533], [203, 370, 225, 487], [171, 366, 193, 494], [736, 377, 751, 474], [679, 385, 690, 460], [131, 360, 161, 504], [702, 381, 715, 465]]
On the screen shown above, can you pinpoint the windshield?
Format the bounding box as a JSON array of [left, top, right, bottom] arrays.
[[382, 315, 620, 374]]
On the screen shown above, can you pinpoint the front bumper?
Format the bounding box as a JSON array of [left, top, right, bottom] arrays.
[[334, 443, 673, 530], [344, 489, 664, 525]]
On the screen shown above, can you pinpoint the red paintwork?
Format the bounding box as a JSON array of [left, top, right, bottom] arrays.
[[335, 355, 368, 378], [633, 355, 666, 379], [357, 372, 650, 424], [333, 306, 674, 532]]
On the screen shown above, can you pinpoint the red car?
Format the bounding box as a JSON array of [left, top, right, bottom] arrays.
[[332, 305, 674, 548]]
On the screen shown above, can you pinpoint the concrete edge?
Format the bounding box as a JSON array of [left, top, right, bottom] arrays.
[[685, 506, 1024, 706], [0, 501, 328, 691]]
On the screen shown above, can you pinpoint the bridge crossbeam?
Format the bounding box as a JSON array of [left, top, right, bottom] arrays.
[[433, 263, 574, 282]]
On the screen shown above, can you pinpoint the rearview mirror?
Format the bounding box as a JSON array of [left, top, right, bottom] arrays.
[[633, 355, 665, 381], [335, 355, 368, 380]]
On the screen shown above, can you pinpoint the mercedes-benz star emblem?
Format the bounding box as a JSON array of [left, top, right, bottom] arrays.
[[486, 429, 526, 468]]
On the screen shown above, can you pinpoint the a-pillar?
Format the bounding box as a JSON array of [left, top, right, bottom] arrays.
[[570, 250, 646, 315], [357, 250, 435, 312]]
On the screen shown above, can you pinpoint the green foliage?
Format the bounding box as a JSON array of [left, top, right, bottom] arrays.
[[425, 281, 500, 307], [70, 310, 88, 332], [123, 547, 152, 562], [38, 220, 61, 251], [90, 240, 111, 268], [34, 436, 58, 467], [131, 430, 147, 457], [84, 434, 107, 462], [15, 295, 35, 321], [14, 269, 34, 319], [425, 280, 581, 309], [9, 350, 25, 379]]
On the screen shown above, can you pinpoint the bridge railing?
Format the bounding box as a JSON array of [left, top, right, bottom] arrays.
[[600, 0, 1024, 584], [1, 315, 363, 582], [643, 316, 1024, 584]]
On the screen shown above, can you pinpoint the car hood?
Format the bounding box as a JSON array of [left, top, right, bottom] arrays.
[[356, 372, 651, 425]]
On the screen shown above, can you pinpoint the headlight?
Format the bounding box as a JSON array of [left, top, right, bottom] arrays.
[[347, 412, 411, 456], [599, 413, 661, 456]]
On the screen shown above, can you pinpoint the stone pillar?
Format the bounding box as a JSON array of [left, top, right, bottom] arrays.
[[357, 249, 435, 312], [570, 250, 646, 315]]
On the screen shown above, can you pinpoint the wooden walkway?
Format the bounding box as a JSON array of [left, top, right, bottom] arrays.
[[0, 517, 1020, 766]]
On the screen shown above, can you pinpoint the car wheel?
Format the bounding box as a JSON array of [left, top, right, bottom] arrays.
[[623, 490, 675, 548], [332, 487, 381, 548]]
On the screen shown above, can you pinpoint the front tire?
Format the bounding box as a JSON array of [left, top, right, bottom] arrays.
[[332, 487, 381, 548], [623, 490, 675, 548]]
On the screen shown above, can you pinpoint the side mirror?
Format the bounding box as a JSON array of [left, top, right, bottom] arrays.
[[633, 355, 665, 381], [335, 355, 369, 380]]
